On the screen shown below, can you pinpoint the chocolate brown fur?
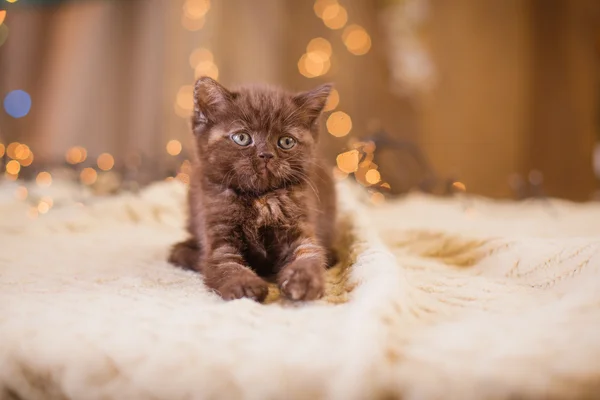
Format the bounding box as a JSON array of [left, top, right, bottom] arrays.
[[169, 77, 337, 302]]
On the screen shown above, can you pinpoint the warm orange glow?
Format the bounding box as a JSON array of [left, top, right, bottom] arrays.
[[166, 140, 183, 156], [298, 53, 331, 78], [80, 167, 98, 185], [189, 47, 214, 68], [314, 0, 338, 18], [180, 159, 192, 174], [66, 146, 87, 164], [194, 61, 219, 80], [6, 142, 20, 159], [0, 143, 4, 157], [183, 0, 210, 19], [181, 14, 206, 31], [97, 153, 114, 171], [452, 181, 466, 192], [36, 171, 52, 187], [13, 144, 30, 160], [336, 150, 360, 173], [15, 186, 28, 200], [6, 0, 18, 3], [365, 169, 381, 185], [176, 85, 195, 112], [176, 172, 190, 185], [322, 4, 347, 30], [37, 201, 50, 214], [40, 196, 54, 208], [380, 182, 391, 189], [20, 152, 34, 167], [324, 89, 339, 111], [6, 160, 20, 175], [0, 10, 6, 25], [342, 25, 372, 55], [326, 111, 352, 137], [370, 192, 385, 205], [307, 37, 332, 59]]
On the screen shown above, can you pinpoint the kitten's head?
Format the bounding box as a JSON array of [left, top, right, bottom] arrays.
[[191, 77, 332, 194]]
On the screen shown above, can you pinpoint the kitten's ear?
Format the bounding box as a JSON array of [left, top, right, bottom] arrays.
[[292, 83, 333, 127], [193, 76, 234, 127]]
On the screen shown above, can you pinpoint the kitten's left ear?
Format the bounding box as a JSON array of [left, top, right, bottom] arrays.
[[292, 83, 333, 127]]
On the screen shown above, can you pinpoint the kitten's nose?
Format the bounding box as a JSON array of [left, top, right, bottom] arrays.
[[259, 152, 274, 161]]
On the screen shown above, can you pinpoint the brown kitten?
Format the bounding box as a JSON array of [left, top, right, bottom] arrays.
[[169, 77, 337, 302]]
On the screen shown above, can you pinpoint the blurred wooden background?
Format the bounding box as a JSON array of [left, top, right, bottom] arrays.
[[0, 0, 598, 200]]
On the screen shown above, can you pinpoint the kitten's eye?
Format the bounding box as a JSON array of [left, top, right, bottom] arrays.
[[231, 132, 252, 146], [278, 136, 296, 150]]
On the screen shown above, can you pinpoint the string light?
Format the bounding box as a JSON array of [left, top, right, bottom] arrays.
[[6, 142, 20, 159], [20, 152, 34, 167], [166, 140, 182, 156], [324, 89, 339, 111], [189, 47, 214, 68], [370, 192, 385, 205], [336, 149, 359, 173], [326, 111, 352, 137], [80, 167, 98, 185], [365, 169, 381, 185], [36, 171, 52, 187], [6, 159, 20, 175], [314, 0, 338, 18], [66, 146, 87, 164], [342, 25, 371, 55], [97, 153, 114, 171], [13, 144, 30, 160], [321, 3, 347, 30]]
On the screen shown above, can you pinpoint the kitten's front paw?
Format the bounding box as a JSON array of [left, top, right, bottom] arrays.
[[216, 272, 269, 302], [278, 258, 325, 301]]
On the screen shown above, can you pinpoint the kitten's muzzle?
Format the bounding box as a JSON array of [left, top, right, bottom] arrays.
[[259, 152, 274, 161]]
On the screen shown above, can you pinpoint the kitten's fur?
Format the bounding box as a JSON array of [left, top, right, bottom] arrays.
[[169, 77, 337, 302]]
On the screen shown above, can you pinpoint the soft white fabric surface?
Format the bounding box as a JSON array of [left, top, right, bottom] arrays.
[[1, 181, 600, 400]]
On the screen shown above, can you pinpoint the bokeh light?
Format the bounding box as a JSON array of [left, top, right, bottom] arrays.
[[342, 25, 372, 55], [189, 47, 214, 68], [13, 144, 30, 160], [314, 0, 338, 18], [66, 146, 87, 164], [321, 3, 347, 30], [324, 89, 339, 111], [176, 173, 190, 184], [36, 171, 52, 187], [194, 61, 219, 80], [183, 0, 210, 19], [181, 14, 205, 31], [37, 201, 50, 214], [80, 167, 98, 185], [0, 23, 8, 47], [0, 10, 6, 25], [370, 192, 385, 205], [166, 140, 183, 156], [4, 90, 32, 118], [326, 111, 352, 137], [176, 85, 194, 112], [6, 0, 19, 3], [452, 181, 466, 192], [336, 149, 359, 173], [307, 37, 332, 59], [15, 186, 27, 201], [6, 160, 20, 175], [298, 53, 331, 78], [97, 153, 115, 171], [365, 169, 381, 185]]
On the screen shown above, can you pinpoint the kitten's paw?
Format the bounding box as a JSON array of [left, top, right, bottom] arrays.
[[217, 273, 269, 302], [168, 238, 200, 271], [278, 258, 325, 301]]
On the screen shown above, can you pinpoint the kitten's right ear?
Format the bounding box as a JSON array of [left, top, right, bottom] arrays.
[[193, 76, 234, 127]]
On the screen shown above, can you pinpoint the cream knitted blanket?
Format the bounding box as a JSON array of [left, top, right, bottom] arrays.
[[1, 181, 599, 400]]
